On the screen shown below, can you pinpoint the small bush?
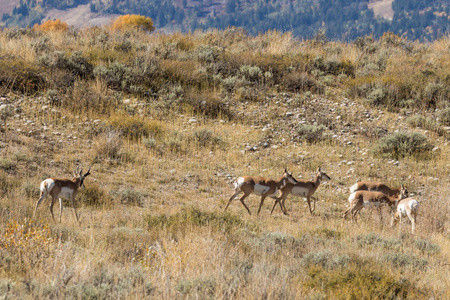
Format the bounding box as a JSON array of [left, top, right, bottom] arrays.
[[239, 65, 263, 82], [406, 114, 444, 135], [78, 182, 110, 207], [110, 14, 155, 32], [382, 253, 428, 270], [195, 45, 222, 63], [191, 129, 222, 148], [38, 51, 93, 79], [304, 262, 425, 299], [110, 188, 145, 206], [281, 72, 323, 93], [414, 239, 440, 255], [294, 124, 329, 144], [21, 182, 39, 198], [422, 82, 449, 107], [0, 58, 45, 94], [0, 158, 17, 173], [312, 227, 341, 239], [302, 251, 350, 270], [311, 56, 354, 77], [142, 137, 157, 150], [33, 19, 69, 32], [146, 207, 247, 233], [438, 107, 450, 126], [108, 115, 164, 141], [371, 132, 434, 160], [176, 277, 216, 298], [186, 96, 233, 119], [221, 75, 248, 92], [94, 130, 123, 159]]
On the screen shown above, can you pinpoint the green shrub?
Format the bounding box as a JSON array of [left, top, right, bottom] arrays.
[[438, 107, 450, 126], [239, 65, 263, 82], [302, 251, 350, 270], [312, 227, 342, 239], [195, 44, 222, 63], [78, 182, 110, 207], [146, 207, 247, 233], [422, 82, 449, 107], [108, 115, 164, 141], [294, 124, 329, 144], [355, 233, 403, 250], [371, 132, 434, 160], [0, 58, 45, 94], [142, 137, 157, 150], [304, 262, 425, 299], [184, 92, 234, 119], [21, 181, 39, 198], [176, 277, 216, 298], [281, 72, 323, 93], [94, 130, 123, 159], [191, 129, 223, 148], [110, 188, 145, 206], [382, 253, 428, 270], [311, 56, 354, 77], [221, 75, 248, 92], [406, 114, 444, 135], [38, 51, 93, 79], [254, 232, 305, 255], [414, 239, 440, 255], [0, 158, 17, 173]]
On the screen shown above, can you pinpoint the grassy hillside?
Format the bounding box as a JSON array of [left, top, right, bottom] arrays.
[[0, 27, 449, 298]]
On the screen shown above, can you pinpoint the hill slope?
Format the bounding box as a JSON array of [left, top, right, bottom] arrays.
[[2, 0, 450, 41], [0, 27, 449, 298]]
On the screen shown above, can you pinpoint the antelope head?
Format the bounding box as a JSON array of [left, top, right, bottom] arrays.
[[317, 167, 331, 181], [79, 165, 92, 188], [283, 168, 298, 185], [400, 183, 408, 199]]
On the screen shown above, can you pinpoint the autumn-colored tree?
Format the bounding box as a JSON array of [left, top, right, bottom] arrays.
[[33, 19, 69, 32], [110, 14, 155, 33]]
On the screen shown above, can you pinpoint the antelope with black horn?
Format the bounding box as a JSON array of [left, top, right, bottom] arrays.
[[34, 165, 92, 223]]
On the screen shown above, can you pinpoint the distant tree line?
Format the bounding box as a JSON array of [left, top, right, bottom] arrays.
[[2, 0, 449, 41]]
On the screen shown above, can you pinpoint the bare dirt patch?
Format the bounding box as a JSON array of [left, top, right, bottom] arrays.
[[44, 4, 118, 27], [368, 0, 394, 20], [0, 0, 20, 17]]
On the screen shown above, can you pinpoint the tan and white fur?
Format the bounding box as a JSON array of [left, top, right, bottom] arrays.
[[343, 188, 408, 223], [349, 182, 407, 219], [350, 181, 405, 196], [271, 167, 331, 215], [224, 168, 298, 215], [34, 166, 91, 223], [391, 197, 419, 234]]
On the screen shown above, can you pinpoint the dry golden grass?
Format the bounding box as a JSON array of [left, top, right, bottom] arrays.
[[0, 28, 449, 299]]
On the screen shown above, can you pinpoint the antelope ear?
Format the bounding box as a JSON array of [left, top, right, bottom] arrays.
[[284, 167, 287, 173]]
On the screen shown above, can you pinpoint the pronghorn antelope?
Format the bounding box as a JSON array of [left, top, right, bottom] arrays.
[[343, 187, 408, 223], [34, 166, 91, 223], [391, 197, 419, 234], [224, 168, 298, 215], [350, 181, 405, 197], [349, 181, 408, 219], [270, 167, 331, 215]]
